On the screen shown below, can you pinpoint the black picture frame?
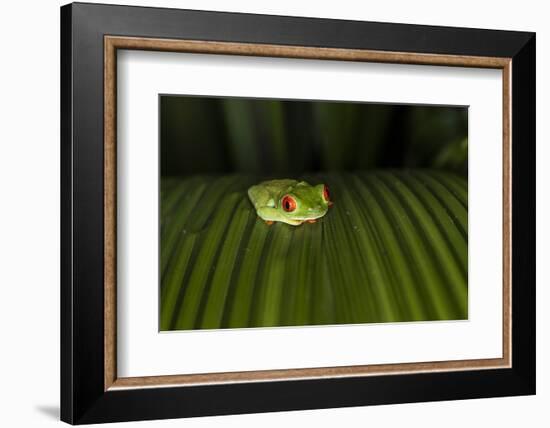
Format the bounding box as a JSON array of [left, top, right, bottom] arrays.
[[61, 2, 535, 424]]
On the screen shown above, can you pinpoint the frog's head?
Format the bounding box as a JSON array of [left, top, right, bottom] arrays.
[[278, 181, 332, 222]]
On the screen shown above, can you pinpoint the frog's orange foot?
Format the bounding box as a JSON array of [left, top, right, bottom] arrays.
[[307, 219, 317, 224], [328, 202, 334, 207], [265, 220, 274, 225]]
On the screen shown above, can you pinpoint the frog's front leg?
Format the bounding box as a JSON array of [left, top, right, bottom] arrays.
[[256, 207, 302, 226], [257, 207, 281, 223]]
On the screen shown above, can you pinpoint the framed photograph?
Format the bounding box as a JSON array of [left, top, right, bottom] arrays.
[[60, 2, 535, 424]]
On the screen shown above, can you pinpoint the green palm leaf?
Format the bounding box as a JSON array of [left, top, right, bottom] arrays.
[[160, 171, 468, 331]]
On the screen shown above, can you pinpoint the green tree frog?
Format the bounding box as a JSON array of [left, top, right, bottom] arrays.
[[248, 179, 332, 226]]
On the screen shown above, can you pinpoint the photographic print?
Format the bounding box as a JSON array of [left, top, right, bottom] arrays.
[[159, 95, 468, 331]]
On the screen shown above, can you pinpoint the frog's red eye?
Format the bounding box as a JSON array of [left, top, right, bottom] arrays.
[[281, 195, 296, 212], [323, 184, 331, 202]]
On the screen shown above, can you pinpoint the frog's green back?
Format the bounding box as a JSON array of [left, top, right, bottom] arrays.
[[248, 179, 298, 209], [259, 179, 298, 196]]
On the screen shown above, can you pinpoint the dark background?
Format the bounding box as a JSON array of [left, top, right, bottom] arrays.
[[160, 95, 468, 178]]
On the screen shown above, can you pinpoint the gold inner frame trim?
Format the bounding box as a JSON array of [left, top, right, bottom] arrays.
[[104, 35, 512, 391]]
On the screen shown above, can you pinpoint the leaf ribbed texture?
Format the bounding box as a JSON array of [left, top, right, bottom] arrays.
[[160, 171, 468, 331]]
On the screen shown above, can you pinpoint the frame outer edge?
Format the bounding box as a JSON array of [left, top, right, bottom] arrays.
[[510, 33, 536, 392], [60, 3, 74, 424], [70, 3, 112, 423], [73, 2, 533, 58]]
